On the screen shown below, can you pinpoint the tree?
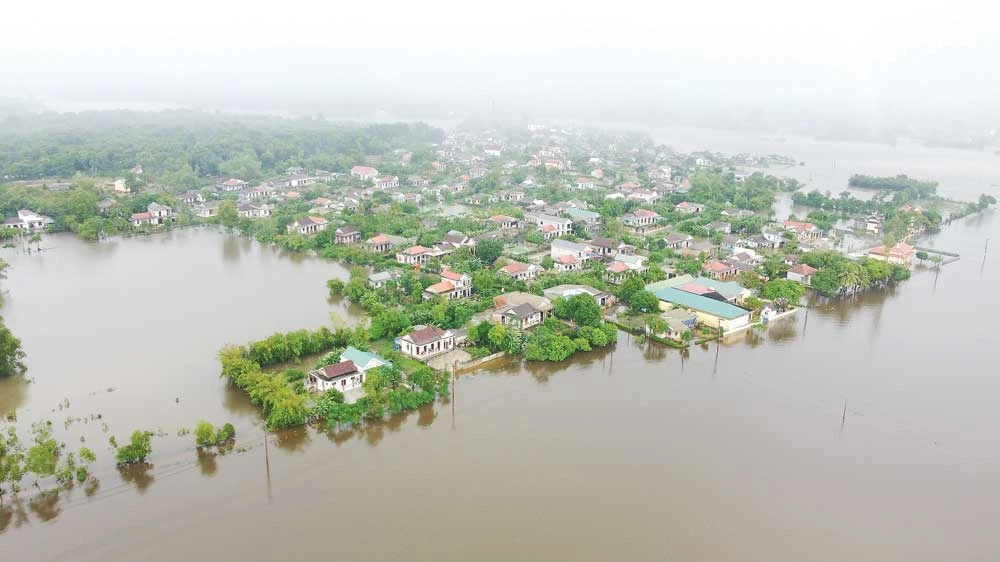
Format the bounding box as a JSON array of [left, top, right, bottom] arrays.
[[553, 294, 602, 327], [115, 430, 153, 465], [218, 199, 239, 229], [0, 318, 26, 378], [370, 310, 412, 340], [629, 290, 660, 314], [194, 421, 217, 448], [475, 239, 504, 265], [759, 280, 805, 304], [675, 257, 703, 276], [915, 251, 929, 263]]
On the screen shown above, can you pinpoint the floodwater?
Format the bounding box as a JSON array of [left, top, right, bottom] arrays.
[[2, 150, 1000, 561]]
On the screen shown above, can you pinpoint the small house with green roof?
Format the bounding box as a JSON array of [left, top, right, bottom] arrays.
[[340, 346, 390, 374], [650, 287, 751, 333]]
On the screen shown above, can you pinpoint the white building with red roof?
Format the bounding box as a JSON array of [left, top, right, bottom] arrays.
[[421, 268, 472, 301], [216, 178, 249, 192], [487, 215, 520, 230], [351, 166, 379, 180], [287, 216, 328, 236], [396, 325, 456, 361], [498, 261, 543, 281], [622, 209, 662, 234], [867, 242, 916, 267], [783, 220, 823, 240], [786, 263, 818, 284]]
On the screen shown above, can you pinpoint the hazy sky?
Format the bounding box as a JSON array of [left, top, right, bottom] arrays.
[[2, 0, 998, 128]]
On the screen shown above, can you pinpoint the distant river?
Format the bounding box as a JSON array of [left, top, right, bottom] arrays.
[[2, 143, 1000, 561]]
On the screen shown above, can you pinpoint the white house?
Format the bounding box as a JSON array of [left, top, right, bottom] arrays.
[[525, 212, 573, 239], [306, 361, 364, 393], [622, 209, 661, 233], [217, 178, 249, 192], [4, 209, 54, 231], [374, 175, 400, 189], [499, 261, 543, 281], [786, 263, 817, 284], [288, 216, 328, 235], [238, 203, 272, 219], [396, 325, 456, 361], [422, 269, 473, 300], [351, 166, 379, 180]]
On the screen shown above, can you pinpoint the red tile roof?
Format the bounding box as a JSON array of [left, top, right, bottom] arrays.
[[369, 234, 390, 244], [425, 281, 455, 294], [703, 260, 733, 273], [441, 269, 464, 281], [407, 326, 446, 345], [557, 255, 578, 264], [501, 262, 527, 274], [634, 209, 658, 217], [318, 361, 359, 380], [788, 263, 818, 276], [404, 245, 428, 255]]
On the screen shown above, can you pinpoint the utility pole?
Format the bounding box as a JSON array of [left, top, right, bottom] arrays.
[[841, 400, 847, 430]]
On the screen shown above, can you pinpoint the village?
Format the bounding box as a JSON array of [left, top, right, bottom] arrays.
[[5, 123, 971, 416]]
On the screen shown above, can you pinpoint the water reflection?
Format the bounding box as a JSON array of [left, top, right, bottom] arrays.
[[416, 403, 437, 427], [766, 318, 799, 343], [118, 463, 155, 493], [222, 233, 242, 263], [273, 427, 310, 452], [27, 490, 61, 522], [0, 376, 28, 417], [196, 450, 218, 476], [0, 500, 28, 534]]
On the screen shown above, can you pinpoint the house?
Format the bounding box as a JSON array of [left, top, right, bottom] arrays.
[[470, 167, 486, 179], [542, 284, 616, 308], [367, 233, 393, 253], [351, 166, 379, 180], [576, 177, 595, 189], [650, 287, 751, 332], [422, 269, 472, 300], [487, 215, 520, 230], [238, 203, 272, 218], [589, 237, 632, 258], [217, 178, 249, 192], [131, 203, 171, 226], [396, 325, 456, 361], [409, 176, 430, 187], [340, 346, 390, 374], [397, 245, 431, 266], [493, 292, 555, 318], [655, 275, 751, 305], [113, 179, 130, 193], [97, 198, 118, 214], [179, 191, 204, 205], [867, 242, 916, 267], [491, 302, 546, 331], [306, 361, 364, 394], [721, 208, 755, 219], [606, 254, 647, 284], [663, 233, 694, 250], [708, 221, 732, 234], [193, 200, 223, 218], [674, 201, 704, 214], [702, 259, 737, 280], [627, 190, 661, 205], [858, 214, 883, 235], [288, 216, 328, 236], [499, 260, 543, 281], [244, 185, 276, 200], [525, 212, 573, 239], [564, 208, 601, 234], [374, 176, 400, 189], [552, 255, 580, 272], [783, 220, 823, 240], [786, 263, 818, 284], [551, 239, 595, 262], [618, 181, 642, 191], [440, 231, 477, 252], [4, 209, 54, 231], [622, 209, 661, 234], [484, 144, 503, 157], [334, 226, 362, 245], [368, 270, 402, 289]]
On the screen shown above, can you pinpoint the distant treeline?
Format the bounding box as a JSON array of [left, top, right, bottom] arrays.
[[0, 110, 445, 180], [848, 174, 937, 195]]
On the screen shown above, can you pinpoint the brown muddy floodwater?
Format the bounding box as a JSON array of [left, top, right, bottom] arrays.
[[2, 212, 1000, 561]]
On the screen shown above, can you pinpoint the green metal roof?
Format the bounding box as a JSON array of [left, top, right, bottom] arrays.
[[341, 346, 389, 370], [565, 208, 601, 220], [645, 275, 694, 293], [652, 287, 750, 320]]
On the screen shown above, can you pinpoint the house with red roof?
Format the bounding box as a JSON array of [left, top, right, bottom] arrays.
[[396, 325, 456, 361], [487, 215, 520, 230], [287, 216, 328, 236], [554, 254, 583, 272], [783, 220, 823, 240], [702, 259, 737, 280], [674, 201, 705, 214], [396, 245, 431, 266], [351, 166, 379, 180], [216, 178, 248, 192], [867, 242, 916, 267], [306, 361, 363, 394], [422, 268, 472, 301], [499, 260, 543, 281], [786, 263, 818, 284], [622, 209, 662, 234], [367, 233, 392, 253]]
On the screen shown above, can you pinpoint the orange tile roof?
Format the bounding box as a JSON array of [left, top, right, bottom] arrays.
[[425, 281, 455, 294]]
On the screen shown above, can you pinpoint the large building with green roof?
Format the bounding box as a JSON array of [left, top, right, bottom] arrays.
[[649, 286, 751, 333]]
